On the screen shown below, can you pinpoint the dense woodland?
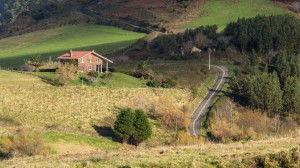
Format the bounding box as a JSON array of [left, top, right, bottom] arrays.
[[230, 52, 300, 117], [224, 15, 300, 53]]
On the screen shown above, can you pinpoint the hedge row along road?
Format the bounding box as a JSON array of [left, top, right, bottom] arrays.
[[189, 65, 229, 136]]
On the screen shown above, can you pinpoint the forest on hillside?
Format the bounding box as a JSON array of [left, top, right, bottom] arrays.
[[149, 14, 300, 118]]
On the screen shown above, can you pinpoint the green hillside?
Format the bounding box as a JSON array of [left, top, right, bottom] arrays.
[[0, 25, 145, 68], [183, 0, 286, 30]]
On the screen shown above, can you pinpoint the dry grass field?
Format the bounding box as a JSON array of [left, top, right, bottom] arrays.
[[0, 70, 191, 133], [0, 129, 299, 167]]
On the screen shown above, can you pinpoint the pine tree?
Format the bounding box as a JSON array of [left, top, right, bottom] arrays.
[[283, 77, 300, 115], [131, 109, 152, 146], [113, 109, 135, 143]]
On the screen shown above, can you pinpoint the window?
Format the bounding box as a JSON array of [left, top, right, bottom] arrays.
[[88, 65, 93, 71], [79, 66, 84, 71], [81, 57, 85, 63], [89, 58, 92, 63], [96, 58, 100, 63]]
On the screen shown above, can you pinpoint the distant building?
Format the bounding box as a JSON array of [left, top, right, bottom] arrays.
[[57, 50, 113, 73]]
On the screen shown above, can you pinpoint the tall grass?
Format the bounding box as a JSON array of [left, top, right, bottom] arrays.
[[0, 70, 191, 133]]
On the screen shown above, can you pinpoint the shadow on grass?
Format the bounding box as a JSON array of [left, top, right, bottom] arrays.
[[40, 76, 61, 86], [92, 125, 119, 142]]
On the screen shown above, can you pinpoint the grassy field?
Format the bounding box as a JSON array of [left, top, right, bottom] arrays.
[[0, 70, 191, 133], [67, 72, 149, 88], [182, 0, 286, 30], [0, 129, 299, 167], [0, 25, 145, 68]]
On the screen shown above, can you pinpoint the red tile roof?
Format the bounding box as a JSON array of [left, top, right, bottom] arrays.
[[57, 50, 92, 59], [57, 50, 113, 63]]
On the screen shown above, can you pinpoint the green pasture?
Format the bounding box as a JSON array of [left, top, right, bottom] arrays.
[[183, 0, 286, 30], [0, 25, 145, 67]]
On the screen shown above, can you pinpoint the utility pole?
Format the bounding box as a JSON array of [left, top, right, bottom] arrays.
[[208, 48, 212, 71]]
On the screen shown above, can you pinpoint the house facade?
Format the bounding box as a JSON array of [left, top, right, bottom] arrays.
[[57, 50, 113, 73]]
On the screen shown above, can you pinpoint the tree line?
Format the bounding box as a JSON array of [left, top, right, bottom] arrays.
[[230, 52, 300, 116], [224, 15, 300, 53], [150, 25, 218, 60], [150, 14, 300, 60]]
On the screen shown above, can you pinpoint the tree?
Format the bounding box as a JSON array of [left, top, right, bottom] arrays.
[[242, 72, 283, 116], [282, 76, 300, 115], [56, 63, 78, 86], [27, 55, 43, 72], [131, 109, 152, 146], [113, 109, 135, 143], [134, 61, 153, 80]]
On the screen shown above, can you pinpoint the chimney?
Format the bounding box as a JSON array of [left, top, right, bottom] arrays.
[[70, 50, 73, 57]]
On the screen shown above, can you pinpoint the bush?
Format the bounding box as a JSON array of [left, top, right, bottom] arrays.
[[101, 72, 113, 81], [147, 77, 177, 88], [133, 62, 153, 80], [211, 119, 243, 143], [152, 97, 190, 130], [131, 109, 152, 146], [113, 108, 152, 146], [161, 78, 177, 88], [56, 63, 78, 86], [146, 80, 162, 88], [84, 71, 99, 83], [113, 109, 135, 143], [172, 131, 204, 146], [0, 129, 50, 158], [235, 111, 271, 134]]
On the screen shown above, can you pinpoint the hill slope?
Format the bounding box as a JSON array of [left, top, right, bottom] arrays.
[[0, 25, 145, 67], [0, 0, 290, 36], [178, 0, 287, 30]]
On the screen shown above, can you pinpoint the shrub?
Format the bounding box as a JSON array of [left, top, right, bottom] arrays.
[[172, 131, 204, 146], [133, 62, 153, 80], [153, 97, 190, 130], [113, 108, 152, 146], [56, 63, 78, 86], [146, 80, 162, 88], [113, 109, 135, 143], [84, 71, 99, 83], [147, 77, 177, 88], [211, 119, 243, 143], [131, 109, 152, 146], [101, 72, 113, 81], [161, 78, 177, 88], [235, 111, 271, 134], [0, 129, 50, 158]]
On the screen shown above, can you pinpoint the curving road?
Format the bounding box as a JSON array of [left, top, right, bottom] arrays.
[[188, 65, 229, 136]]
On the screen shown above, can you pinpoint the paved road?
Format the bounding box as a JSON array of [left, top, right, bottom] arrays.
[[188, 65, 229, 136]]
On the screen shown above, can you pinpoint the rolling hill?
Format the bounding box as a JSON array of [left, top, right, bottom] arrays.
[[0, 0, 292, 36], [179, 0, 287, 30], [0, 25, 145, 68]]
